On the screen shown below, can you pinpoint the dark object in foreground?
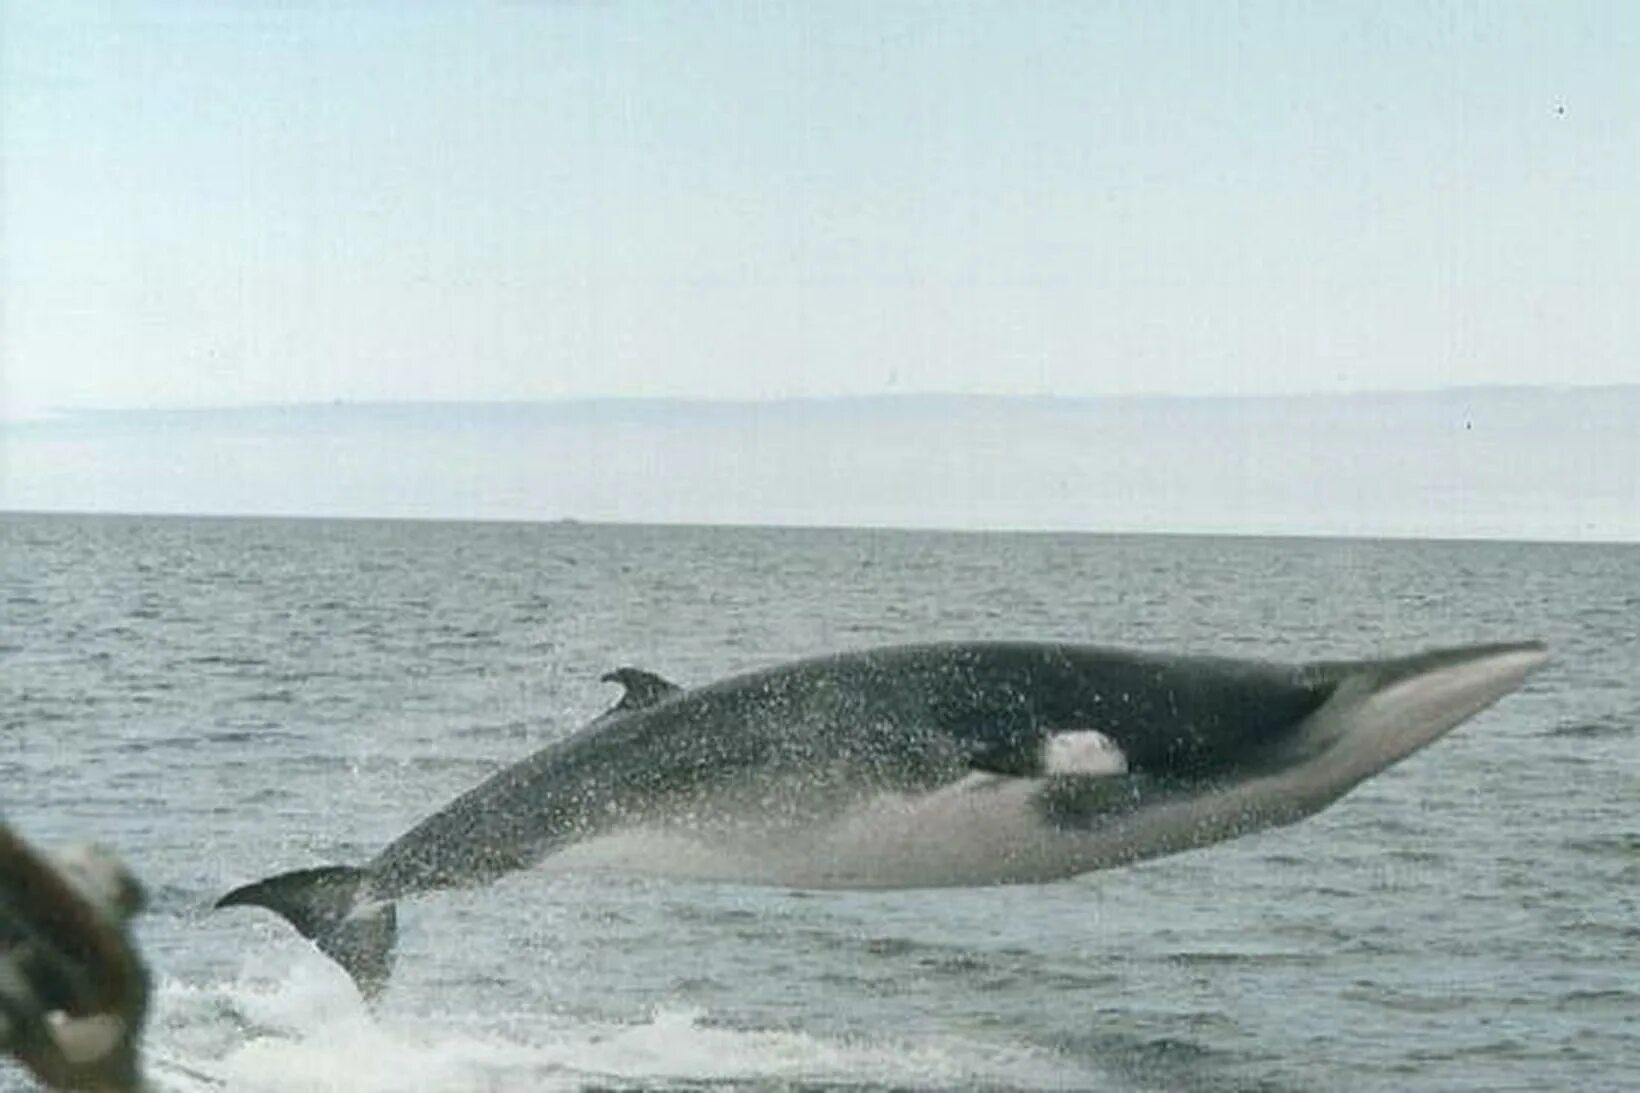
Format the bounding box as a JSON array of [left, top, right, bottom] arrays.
[[219, 639, 1548, 1000], [0, 827, 148, 1092]]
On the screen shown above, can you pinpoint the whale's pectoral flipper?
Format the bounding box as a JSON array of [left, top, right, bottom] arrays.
[[966, 730, 1151, 827], [966, 738, 1039, 778], [969, 729, 1129, 779], [215, 866, 396, 1000], [599, 667, 683, 715]]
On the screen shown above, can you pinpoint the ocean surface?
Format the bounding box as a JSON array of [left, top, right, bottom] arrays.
[[2, 512, 1635, 1091]]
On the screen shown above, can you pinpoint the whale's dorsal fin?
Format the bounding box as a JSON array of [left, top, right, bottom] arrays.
[[599, 667, 682, 715], [969, 730, 1128, 778]]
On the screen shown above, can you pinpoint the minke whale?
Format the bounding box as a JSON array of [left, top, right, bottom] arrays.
[[217, 640, 1546, 997]]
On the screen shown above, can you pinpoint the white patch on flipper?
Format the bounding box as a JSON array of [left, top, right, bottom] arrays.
[[1042, 730, 1128, 775]]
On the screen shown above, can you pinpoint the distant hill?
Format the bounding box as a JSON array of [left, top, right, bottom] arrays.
[[4, 387, 1637, 542]]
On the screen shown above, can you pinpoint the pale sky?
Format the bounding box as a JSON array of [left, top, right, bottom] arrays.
[[3, 2, 1637, 419]]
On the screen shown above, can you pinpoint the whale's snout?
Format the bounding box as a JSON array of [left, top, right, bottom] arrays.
[[1293, 641, 1548, 792], [1368, 641, 1549, 747]]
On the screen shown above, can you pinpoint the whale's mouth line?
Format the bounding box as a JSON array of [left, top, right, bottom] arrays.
[[1370, 642, 1549, 713]]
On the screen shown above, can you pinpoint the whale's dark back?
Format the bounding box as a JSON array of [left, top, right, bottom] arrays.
[[550, 641, 1336, 788]]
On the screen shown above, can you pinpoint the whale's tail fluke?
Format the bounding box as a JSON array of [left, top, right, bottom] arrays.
[[215, 866, 397, 1000]]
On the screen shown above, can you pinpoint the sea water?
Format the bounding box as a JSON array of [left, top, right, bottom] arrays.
[[2, 513, 1635, 1091]]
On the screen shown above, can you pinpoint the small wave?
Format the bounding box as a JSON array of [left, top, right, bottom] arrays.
[[202, 726, 300, 745], [1562, 833, 1640, 857], [1546, 716, 1632, 738], [454, 718, 549, 741], [242, 688, 297, 704], [860, 936, 919, 958], [1558, 987, 1640, 1006], [184, 654, 270, 669], [1166, 950, 1313, 968]]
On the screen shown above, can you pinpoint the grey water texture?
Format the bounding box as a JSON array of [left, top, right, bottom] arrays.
[[2, 513, 1635, 1091]]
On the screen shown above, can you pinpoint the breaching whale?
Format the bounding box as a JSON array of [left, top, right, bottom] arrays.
[[217, 640, 1546, 997]]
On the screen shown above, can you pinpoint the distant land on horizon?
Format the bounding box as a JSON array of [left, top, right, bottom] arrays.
[[3, 385, 1636, 543]]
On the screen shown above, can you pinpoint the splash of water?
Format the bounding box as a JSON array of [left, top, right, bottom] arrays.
[[141, 956, 1087, 1091]]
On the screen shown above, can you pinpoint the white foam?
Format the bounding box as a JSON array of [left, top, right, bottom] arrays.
[[144, 967, 1084, 1091], [555, 1006, 1062, 1086]]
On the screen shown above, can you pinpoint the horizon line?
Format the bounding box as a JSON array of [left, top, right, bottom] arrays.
[[11, 380, 1638, 423], [3, 506, 1636, 550]]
